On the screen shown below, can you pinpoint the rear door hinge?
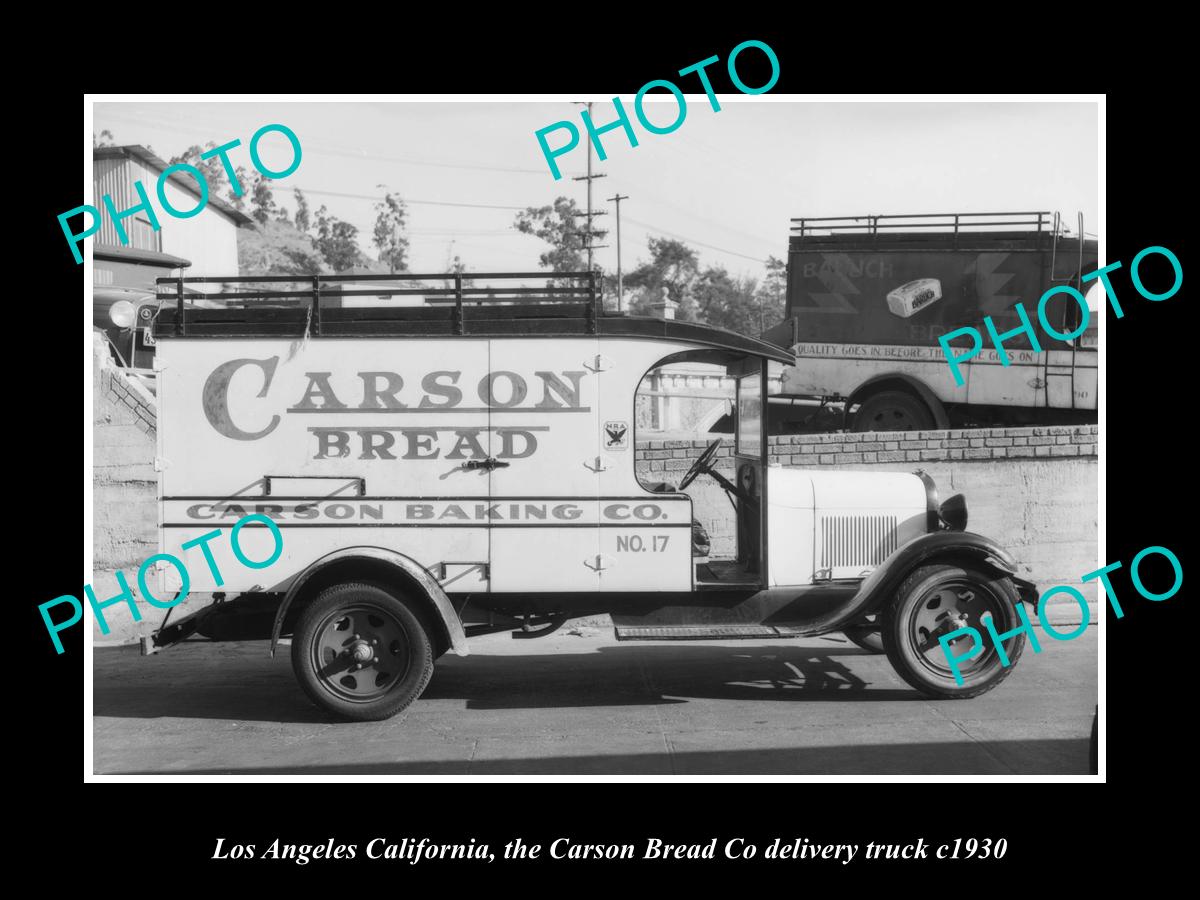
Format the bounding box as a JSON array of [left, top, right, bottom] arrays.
[[583, 354, 614, 373], [583, 554, 614, 572]]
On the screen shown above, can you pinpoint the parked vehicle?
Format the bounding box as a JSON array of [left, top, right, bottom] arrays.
[[149, 272, 1039, 720], [762, 212, 1098, 431], [93, 286, 159, 369]]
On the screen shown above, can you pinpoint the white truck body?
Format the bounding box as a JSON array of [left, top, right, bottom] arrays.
[[157, 336, 701, 598]]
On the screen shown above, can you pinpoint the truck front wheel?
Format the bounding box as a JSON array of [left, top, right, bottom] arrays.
[[881, 562, 1025, 699], [291, 582, 434, 721], [851, 390, 934, 432]]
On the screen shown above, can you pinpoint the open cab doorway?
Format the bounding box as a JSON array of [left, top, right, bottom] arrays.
[[634, 349, 769, 592]]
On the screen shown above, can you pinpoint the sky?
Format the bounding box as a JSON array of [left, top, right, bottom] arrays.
[[94, 99, 1099, 281]]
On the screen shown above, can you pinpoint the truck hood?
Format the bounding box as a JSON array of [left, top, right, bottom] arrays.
[[767, 467, 929, 513], [766, 466, 931, 584]]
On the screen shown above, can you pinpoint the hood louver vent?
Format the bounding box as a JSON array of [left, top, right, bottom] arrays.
[[820, 514, 898, 576]]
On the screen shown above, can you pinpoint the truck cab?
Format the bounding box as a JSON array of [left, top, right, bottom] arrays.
[[150, 272, 1040, 720]]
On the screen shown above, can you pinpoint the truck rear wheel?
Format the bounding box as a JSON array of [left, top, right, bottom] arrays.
[[881, 562, 1025, 699], [291, 582, 434, 721], [851, 390, 934, 432]]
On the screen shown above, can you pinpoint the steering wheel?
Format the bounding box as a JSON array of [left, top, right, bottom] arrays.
[[679, 438, 724, 490]]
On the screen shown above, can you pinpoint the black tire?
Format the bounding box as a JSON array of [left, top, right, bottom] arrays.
[[852, 390, 935, 433], [843, 622, 885, 653], [881, 562, 1025, 699], [291, 582, 434, 721]]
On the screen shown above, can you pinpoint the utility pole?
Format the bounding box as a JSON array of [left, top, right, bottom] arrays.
[[608, 193, 629, 312], [571, 101, 608, 277]]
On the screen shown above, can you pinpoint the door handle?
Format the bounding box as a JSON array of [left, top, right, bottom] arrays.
[[463, 457, 510, 471]]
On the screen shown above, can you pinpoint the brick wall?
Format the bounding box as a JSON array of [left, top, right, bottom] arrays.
[[767, 425, 1097, 466], [636, 426, 1097, 476], [635, 426, 1099, 614]]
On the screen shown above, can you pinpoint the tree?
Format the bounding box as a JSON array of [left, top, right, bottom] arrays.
[[756, 255, 788, 329], [93, 129, 116, 148], [312, 205, 365, 272], [293, 188, 312, 233], [693, 266, 761, 335], [250, 173, 277, 225], [168, 141, 247, 210], [624, 237, 701, 321], [514, 197, 589, 273], [226, 165, 249, 211], [238, 219, 327, 276], [372, 192, 410, 274]]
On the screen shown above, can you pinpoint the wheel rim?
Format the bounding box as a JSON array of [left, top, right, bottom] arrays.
[[309, 603, 412, 703], [908, 579, 1005, 680]]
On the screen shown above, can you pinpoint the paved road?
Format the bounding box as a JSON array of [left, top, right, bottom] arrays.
[[93, 627, 1097, 775]]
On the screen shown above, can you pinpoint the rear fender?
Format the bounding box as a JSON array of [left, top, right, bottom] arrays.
[[846, 374, 951, 430], [269, 547, 469, 658]]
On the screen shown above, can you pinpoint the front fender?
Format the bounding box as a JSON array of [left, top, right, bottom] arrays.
[[840, 531, 1036, 627], [268, 547, 469, 658]]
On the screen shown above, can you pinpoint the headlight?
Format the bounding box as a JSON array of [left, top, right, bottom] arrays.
[[939, 494, 968, 531], [109, 300, 135, 329]]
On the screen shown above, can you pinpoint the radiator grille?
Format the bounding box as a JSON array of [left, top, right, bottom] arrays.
[[820, 515, 898, 570]]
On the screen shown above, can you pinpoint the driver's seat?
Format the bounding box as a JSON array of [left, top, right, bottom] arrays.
[[647, 481, 711, 557]]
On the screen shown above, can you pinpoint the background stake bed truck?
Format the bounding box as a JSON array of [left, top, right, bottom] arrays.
[[762, 211, 1098, 432], [149, 272, 1041, 720]]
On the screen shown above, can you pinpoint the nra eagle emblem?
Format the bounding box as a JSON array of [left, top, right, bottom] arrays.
[[604, 420, 629, 450]]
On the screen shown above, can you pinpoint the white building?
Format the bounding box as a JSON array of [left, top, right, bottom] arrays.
[[93, 145, 250, 279]]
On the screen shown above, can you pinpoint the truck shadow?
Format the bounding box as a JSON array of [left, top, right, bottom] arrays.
[[93, 640, 917, 724], [424, 643, 919, 710]]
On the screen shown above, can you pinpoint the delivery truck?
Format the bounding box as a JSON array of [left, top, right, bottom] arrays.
[[148, 272, 1040, 720], [762, 212, 1098, 431]]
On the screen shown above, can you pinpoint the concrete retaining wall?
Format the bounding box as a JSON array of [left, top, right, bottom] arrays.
[[93, 333, 157, 578], [92, 333, 165, 643]]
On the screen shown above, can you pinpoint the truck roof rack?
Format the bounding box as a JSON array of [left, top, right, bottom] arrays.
[[151, 270, 793, 363], [787, 211, 1098, 253], [791, 211, 1054, 236], [156, 270, 600, 337]]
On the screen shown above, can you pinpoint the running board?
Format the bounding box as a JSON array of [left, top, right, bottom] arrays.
[[614, 624, 808, 641]]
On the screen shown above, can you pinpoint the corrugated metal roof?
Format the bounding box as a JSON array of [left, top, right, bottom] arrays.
[[95, 245, 192, 268], [93, 146, 254, 226]]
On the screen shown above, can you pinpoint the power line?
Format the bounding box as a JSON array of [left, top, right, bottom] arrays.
[[288, 186, 526, 211], [622, 215, 777, 265], [305, 140, 550, 176], [99, 109, 552, 176], [100, 110, 785, 256], [291, 187, 774, 267]]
